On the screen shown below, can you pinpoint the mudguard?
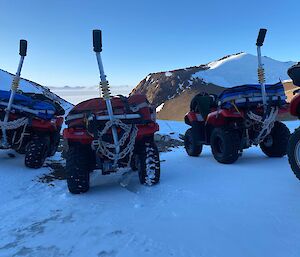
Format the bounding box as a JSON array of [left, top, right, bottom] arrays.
[[290, 94, 300, 117], [184, 111, 204, 126], [206, 109, 244, 127]]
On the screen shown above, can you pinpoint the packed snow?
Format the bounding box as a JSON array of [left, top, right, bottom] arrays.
[[192, 53, 295, 87], [1, 119, 300, 257], [165, 71, 173, 77], [156, 103, 164, 113]]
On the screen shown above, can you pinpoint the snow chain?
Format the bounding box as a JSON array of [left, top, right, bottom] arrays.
[[247, 107, 278, 145], [95, 119, 138, 167]]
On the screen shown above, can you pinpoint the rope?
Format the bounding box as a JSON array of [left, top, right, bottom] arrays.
[[247, 107, 278, 145], [0, 117, 28, 130], [11, 122, 28, 150]]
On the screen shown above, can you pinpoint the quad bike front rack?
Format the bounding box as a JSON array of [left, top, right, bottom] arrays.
[[0, 40, 28, 148]]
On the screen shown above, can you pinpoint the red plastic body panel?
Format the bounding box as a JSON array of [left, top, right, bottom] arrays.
[[7, 113, 62, 132], [63, 122, 159, 145], [31, 116, 63, 132], [63, 128, 94, 144], [185, 112, 198, 123], [290, 94, 300, 117], [206, 109, 244, 126]]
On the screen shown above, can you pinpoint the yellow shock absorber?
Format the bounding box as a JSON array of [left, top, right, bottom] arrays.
[[257, 67, 266, 84], [11, 77, 20, 91], [100, 80, 111, 100]]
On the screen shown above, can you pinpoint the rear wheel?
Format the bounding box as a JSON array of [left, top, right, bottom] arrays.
[[137, 141, 160, 186], [260, 121, 290, 157], [66, 143, 94, 194], [287, 128, 300, 180], [210, 128, 240, 164], [25, 137, 49, 169], [184, 128, 203, 157]]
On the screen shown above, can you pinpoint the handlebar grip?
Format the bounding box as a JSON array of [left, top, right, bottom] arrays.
[[256, 28, 267, 47], [93, 30, 102, 52], [19, 40, 27, 56]]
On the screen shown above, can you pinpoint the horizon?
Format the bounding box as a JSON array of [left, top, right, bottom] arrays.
[[1, 0, 300, 92]]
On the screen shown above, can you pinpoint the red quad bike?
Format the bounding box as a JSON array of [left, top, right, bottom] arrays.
[[0, 40, 64, 168], [184, 29, 290, 164], [287, 63, 300, 179], [63, 30, 160, 194]]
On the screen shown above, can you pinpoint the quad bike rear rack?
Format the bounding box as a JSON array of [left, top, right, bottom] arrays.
[[66, 113, 141, 123]]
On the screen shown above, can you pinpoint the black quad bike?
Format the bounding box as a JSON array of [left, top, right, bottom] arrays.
[[184, 29, 290, 164], [63, 30, 160, 194], [0, 40, 64, 168]]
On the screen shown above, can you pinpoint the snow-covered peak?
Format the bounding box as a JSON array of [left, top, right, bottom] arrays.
[[193, 53, 295, 87], [207, 52, 247, 69]]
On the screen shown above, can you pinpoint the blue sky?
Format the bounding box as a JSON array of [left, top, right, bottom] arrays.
[[1, 0, 299, 91]]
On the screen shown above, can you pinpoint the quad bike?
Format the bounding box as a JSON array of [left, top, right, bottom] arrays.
[[184, 29, 290, 164], [287, 63, 300, 179], [0, 40, 64, 168], [63, 30, 160, 194]]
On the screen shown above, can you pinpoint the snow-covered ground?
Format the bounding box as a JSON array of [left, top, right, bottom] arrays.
[[1, 120, 300, 257]]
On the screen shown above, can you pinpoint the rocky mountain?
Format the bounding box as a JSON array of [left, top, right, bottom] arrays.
[[131, 53, 298, 120], [0, 69, 73, 114]]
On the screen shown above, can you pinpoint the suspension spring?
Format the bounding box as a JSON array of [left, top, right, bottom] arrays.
[[100, 80, 111, 100], [257, 67, 266, 84]]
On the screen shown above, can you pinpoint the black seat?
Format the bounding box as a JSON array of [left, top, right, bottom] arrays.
[[288, 63, 300, 86]]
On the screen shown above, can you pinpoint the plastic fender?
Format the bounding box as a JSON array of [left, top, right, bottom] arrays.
[[206, 109, 244, 127], [184, 111, 203, 125], [136, 122, 159, 140], [63, 128, 93, 144], [31, 119, 58, 132], [290, 94, 300, 117]]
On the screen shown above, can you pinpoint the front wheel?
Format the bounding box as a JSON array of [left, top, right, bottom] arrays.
[[260, 121, 290, 157], [210, 128, 240, 164], [287, 128, 300, 180], [137, 141, 160, 186], [184, 128, 203, 157]]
